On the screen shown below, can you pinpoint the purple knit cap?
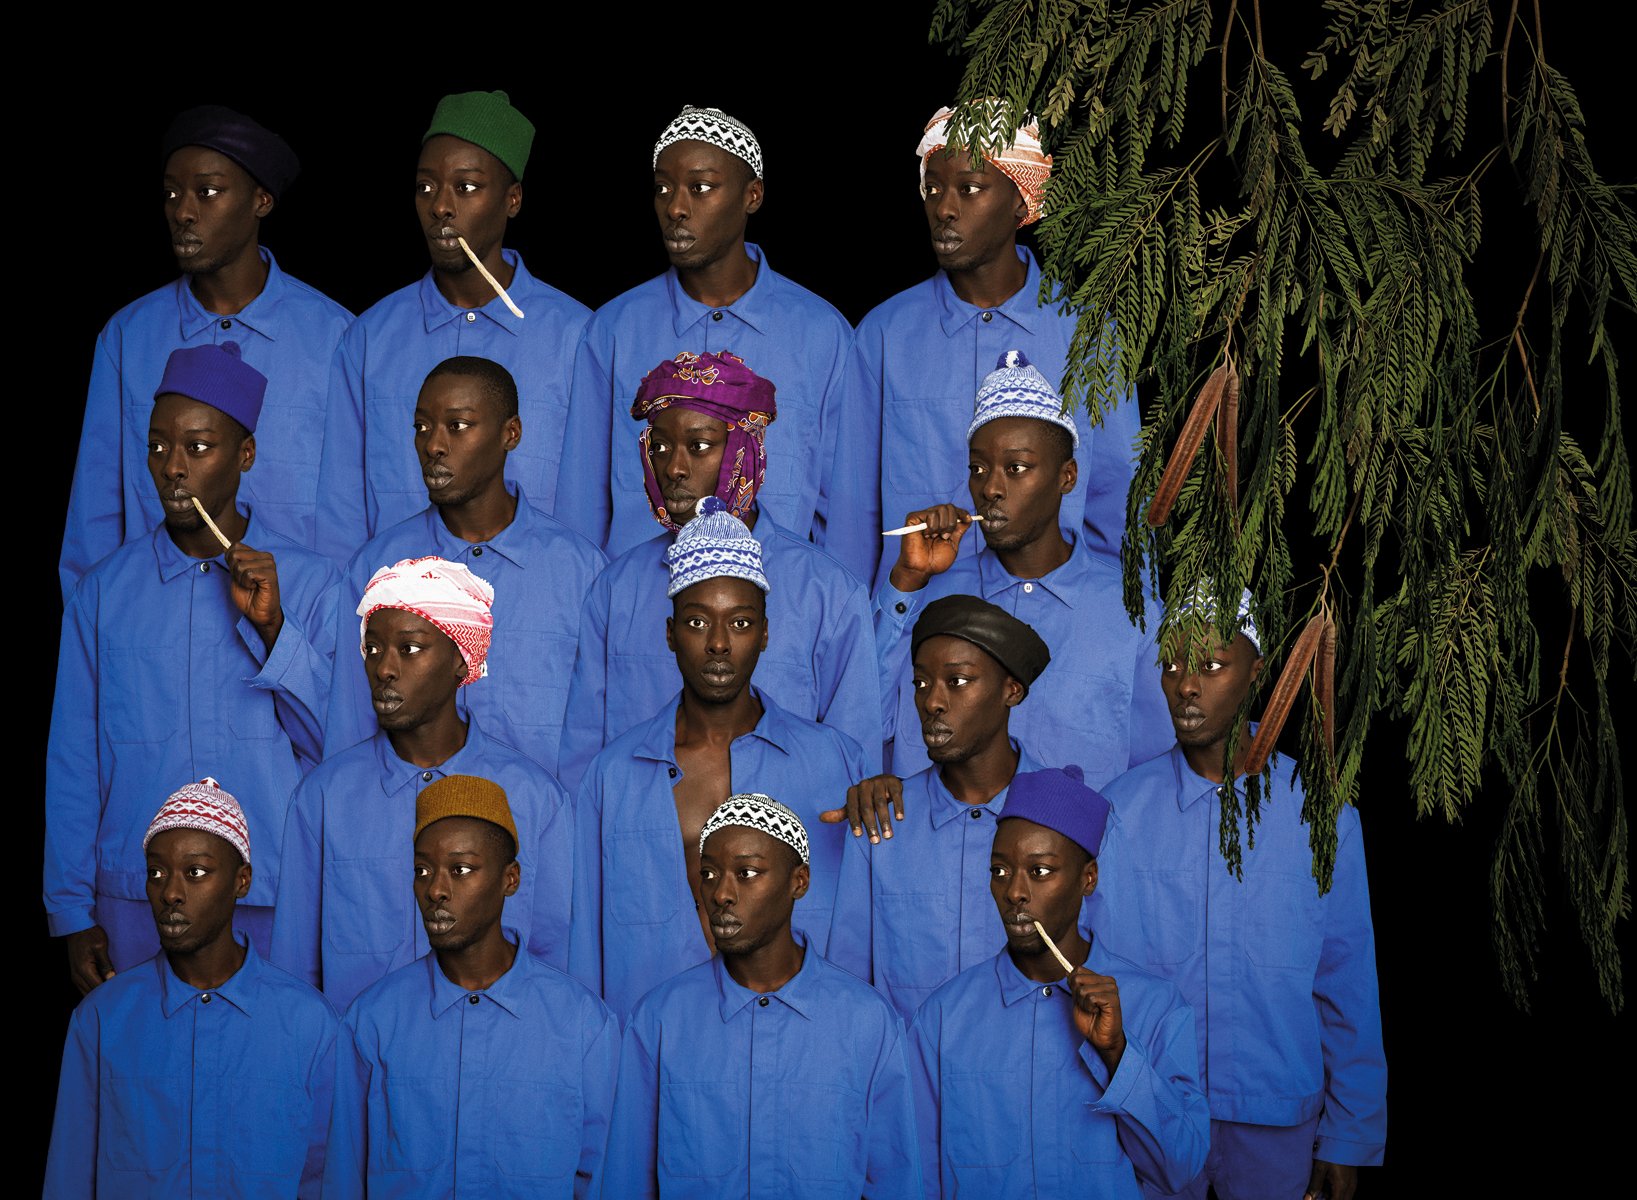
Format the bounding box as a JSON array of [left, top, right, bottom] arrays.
[[998, 765, 1111, 859], [161, 105, 300, 199], [154, 342, 267, 433]]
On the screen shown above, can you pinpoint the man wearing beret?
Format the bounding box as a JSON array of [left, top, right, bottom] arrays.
[[907, 767, 1208, 1198], [875, 349, 1172, 781], [46, 779, 340, 1197], [827, 594, 1055, 1018], [46, 345, 340, 992], [557, 349, 880, 793], [271, 556, 573, 1012], [555, 105, 859, 570], [826, 104, 1140, 586], [60, 105, 353, 597], [315, 90, 592, 563], [325, 777, 618, 1198]]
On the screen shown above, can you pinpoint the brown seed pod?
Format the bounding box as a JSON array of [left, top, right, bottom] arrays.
[[1148, 359, 1233, 526], [1243, 613, 1325, 775], [1215, 361, 1240, 511], [1317, 613, 1337, 761]]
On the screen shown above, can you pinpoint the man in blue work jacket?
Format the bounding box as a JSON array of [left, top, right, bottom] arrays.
[[826, 103, 1140, 586], [324, 355, 606, 770], [569, 498, 868, 1020], [46, 779, 339, 1198], [557, 349, 880, 793], [326, 776, 618, 1198], [555, 105, 858, 568], [1089, 588, 1388, 1199], [605, 793, 921, 1198], [874, 349, 1171, 779], [271, 556, 572, 1012], [60, 104, 353, 597], [908, 767, 1209, 1199], [314, 90, 591, 561], [47, 344, 340, 991]]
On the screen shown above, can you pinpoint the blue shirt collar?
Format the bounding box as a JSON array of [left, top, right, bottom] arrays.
[[629, 685, 796, 768], [150, 504, 261, 582], [712, 929, 819, 1021], [423, 939, 532, 1019], [664, 242, 773, 337], [926, 739, 1039, 829], [173, 248, 286, 342], [991, 942, 1077, 1008], [370, 720, 491, 799], [976, 529, 1096, 608], [157, 935, 263, 1018], [417, 249, 531, 336], [418, 484, 537, 569], [1169, 732, 1275, 811], [932, 246, 1044, 338]]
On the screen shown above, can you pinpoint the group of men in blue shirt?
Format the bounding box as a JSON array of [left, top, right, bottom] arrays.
[[44, 86, 1387, 1197]]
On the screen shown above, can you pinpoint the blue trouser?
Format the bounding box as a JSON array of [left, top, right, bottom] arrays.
[[1149, 1114, 1323, 1200]]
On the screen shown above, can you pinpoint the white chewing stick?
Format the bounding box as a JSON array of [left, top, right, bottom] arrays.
[[190, 496, 234, 552], [1032, 920, 1078, 977], [456, 237, 526, 319], [882, 514, 987, 536]]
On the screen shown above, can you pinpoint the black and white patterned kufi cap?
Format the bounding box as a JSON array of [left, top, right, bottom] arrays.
[[699, 792, 809, 865], [653, 105, 764, 179]]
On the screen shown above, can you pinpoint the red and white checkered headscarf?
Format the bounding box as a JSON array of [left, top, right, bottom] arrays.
[[144, 777, 252, 865], [917, 103, 1053, 227], [357, 556, 496, 687]]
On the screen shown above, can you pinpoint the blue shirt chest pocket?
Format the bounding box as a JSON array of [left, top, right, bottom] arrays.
[[659, 1080, 739, 1179], [326, 857, 411, 956], [783, 1081, 862, 1185], [495, 1078, 580, 1180], [876, 892, 952, 991], [606, 829, 685, 925], [361, 395, 424, 511], [374, 1070, 444, 1173], [885, 393, 970, 508], [101, 647, 172, 743], [1244, 871, 1324, 971], [1130, 868, 1204, 967], [944, 1068, 1022, 1195], [103, 1072, 184, 1174], [228, 1076, 310, 1178]]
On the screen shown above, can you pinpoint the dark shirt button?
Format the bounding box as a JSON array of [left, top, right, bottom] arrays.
[[712, 311, 724, 321], [469, 994, 480, 1005], [201, 993, 213, 1004], [981, 311, 994, 322], [894, 601, 907, 614], [472, 547, 484, 557], [199, 562, 210, 573], [422, 771, 434, 782], [970, 808, 982, 819], [668, 767, 678, 779], [758, 996, 769, 1007], [220, 319, 232, 330], [1042, 986, 1052, 997]]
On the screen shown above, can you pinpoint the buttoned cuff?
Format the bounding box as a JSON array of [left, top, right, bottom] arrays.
[[1081, 1034, 1145, 1110], [47, 905, 97, 938], [242, 612, 299, 687], [1314, 1133, 1385, 1168], [876, 581, 926, 629]]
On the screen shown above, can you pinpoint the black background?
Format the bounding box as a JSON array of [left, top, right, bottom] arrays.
[[32, 8, 1630, 1192]]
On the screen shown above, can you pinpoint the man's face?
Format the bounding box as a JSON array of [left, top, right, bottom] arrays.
[[414, 373, 520, 508], [363, 607, 468, 732], [667, 576, 768, 705], [145, 827, 251, 956], [913, 634, 1023, 764], [416, 135, 522, 273], [654, 139, 762, 272], [700, 824, 808, 956], [163, 146, 271, 276], [148, 393, 254, 532], [414, 816, 520, 955], [923, 149, 1027, 274], [990, 817, 1096, 954], [1160, 630, 1263, 757], [967, 416, 1077, 552], [647, 406, 728, 523]]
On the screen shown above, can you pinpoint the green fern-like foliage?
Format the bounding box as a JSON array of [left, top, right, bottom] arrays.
[[930, 0, 1632, 1009]]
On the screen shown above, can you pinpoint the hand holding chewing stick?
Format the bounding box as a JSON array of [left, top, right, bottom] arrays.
[[1034, 919, 1127, 1072], [819, 774, 906, 842], [887, 504, 978, 594], [193, 497, 284, 651]]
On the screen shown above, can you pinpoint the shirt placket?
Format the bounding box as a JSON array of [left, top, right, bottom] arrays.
[[748, 1000, 775, 1195], [959, 806, 994, 970], [188, 560, 221, 770], [1205, 787, 1232, 1101], [454, 994, 494, 1195], [190, 993, 222, 1196]]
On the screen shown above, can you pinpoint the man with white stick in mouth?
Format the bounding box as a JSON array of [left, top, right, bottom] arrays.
[[314, 90, 592, 562]]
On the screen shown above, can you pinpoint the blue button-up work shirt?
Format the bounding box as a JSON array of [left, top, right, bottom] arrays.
[[1090, 748, 1388, 1166], [827, 248, 1141, 587], [553, 244, 855, 564], [45, 514, 339, 935], [603, 939, 922, 1199], [557, 510, 880, 793], [908, 941, 1208, 1199], [569, 690, 866, 1020], [827, 745, 1044, 1019], [314, 252, 591, 562], [325, 488, 607, 770], [59, 250, 354, 598], [269, 722, 573, 1013], [45, 941, 339, 1199], [324, 949, 619, 1199], [874, 535, 1171, 780]]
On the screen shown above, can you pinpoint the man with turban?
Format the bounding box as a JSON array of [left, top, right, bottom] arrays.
[[1088, 587, 1387, 1199], [45, 779, 340, 1196], [827, 594, 1059, 1018], [556, 350, 880, 793], [604, 793, 921, 1198], [908, 767, 1209, 1198], [47, 345, 340, 991], [60, 104, 353, 597], [314, 90, 591, 563], [554, 105, 857, 569], [827, 103, 1142, 585], [323, 356, 606, 771], [324, 777, 618, 1198], [270, 556, 573, 1011], [569, 500, 868, 1021], [875, 349, 1172, 780]]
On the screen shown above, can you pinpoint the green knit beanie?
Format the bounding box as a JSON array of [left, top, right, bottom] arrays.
[[423, 90, 535, 182]]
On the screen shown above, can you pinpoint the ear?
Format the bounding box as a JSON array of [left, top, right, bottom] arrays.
[[759, 613, 769, 652], [234, 861, 254, 900], [1081, 857, 1099, 899], [744, 176, 765, 217], [253, 188, 275, 220], [790, 862, 811, 902], [1058, 454, 1078, 495], [239, 433, 257, 474], [1003, 676, 1027, 708], [665, 616, 676, 654], [502, 860, 522, 898], [502, 414, 522, 451], [1009, 176, 1030, 226], [506, 180, 523, 219]]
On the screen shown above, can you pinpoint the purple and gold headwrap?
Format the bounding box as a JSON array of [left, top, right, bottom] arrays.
[[630, 351, 778, 531]]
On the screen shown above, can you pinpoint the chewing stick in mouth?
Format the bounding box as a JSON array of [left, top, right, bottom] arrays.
[[190, 496, 234, 551], [1032, 920, 1077, 977], [882, 514, 987, 536], [456, 237, 526, 319]]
